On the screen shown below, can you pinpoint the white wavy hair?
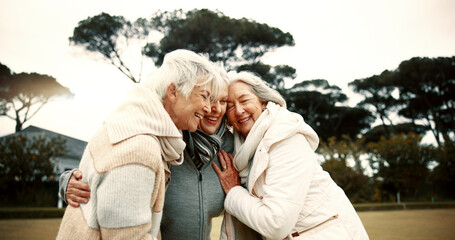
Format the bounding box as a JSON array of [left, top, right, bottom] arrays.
[[142, 49, 223, 101], [227, 71, 286, 107]]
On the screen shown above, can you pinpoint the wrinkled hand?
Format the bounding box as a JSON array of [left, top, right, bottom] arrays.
[[66, 170, 91, 207], [212, 150, 241, 194]]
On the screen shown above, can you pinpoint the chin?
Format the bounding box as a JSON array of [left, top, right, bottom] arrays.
[[201, 126, 216, 135]]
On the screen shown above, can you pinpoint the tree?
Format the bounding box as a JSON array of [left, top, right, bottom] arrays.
[[286, 79, 374, 141], [0, 134, 68, 198], [70, 9, 295, 84], [362, 122, 428, 144], [146, 9, 295, 70], [0, 64, 74, 132], [367, 133, 433, 201], [237, 63, 296, 90], [70, 12, 151, 83], [351, 56, 455, 146], [394, 57, 455, 146], [429, 140, 455, 199], [349, 70, 402, 137], [0, 63, 11, 115], [317, 135, 372, 202]]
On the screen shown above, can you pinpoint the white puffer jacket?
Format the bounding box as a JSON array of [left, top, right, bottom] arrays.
[[221, 107, 369, 240]]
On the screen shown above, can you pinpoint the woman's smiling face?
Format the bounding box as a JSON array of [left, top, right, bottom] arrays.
[[171, 81, 212, 132], [226, 81, 265, 137], [198, 85, 228, 135]]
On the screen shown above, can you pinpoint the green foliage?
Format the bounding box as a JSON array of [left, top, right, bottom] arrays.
[[237, 63, 296, 90], [147, 9, 294, 69], [70, 9, 295, 84], [317, 135, 372, 202], [350, 56, 455, 146], [0, 62, 12, 115], [350, 70, 401, 132], [367, 133, 434, 200], [362, 123, 428, 144], [69, 12, 143, 83], [430, 140, 455, 199], [0, 134, 68, 203], [287, 80, 374, 141], [0, 64, 73, 132], [396, 57, 455, 145]]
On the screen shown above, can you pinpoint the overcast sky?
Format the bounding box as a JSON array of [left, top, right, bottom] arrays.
[[1, 0, 455, 141]]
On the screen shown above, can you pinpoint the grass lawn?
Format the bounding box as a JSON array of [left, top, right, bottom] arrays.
[[1, 209, 454, 239]]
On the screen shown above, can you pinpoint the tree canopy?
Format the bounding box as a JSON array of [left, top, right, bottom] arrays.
[[286, 79, 374, 141], [69, 9, 295, 83], [351, 56, 455, 146], [0, 134, 67, 200], [146, 9, 295, 69], [367, 133, 433, 200], [0, 62, 73, 132]]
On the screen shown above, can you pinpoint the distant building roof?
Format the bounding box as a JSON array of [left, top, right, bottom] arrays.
[[2, 125, 87, 159]]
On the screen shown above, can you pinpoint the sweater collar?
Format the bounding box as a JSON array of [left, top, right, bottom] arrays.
[[104, 85, 185, 163]]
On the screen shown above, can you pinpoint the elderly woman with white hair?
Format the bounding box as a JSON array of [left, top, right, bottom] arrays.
[[57, 49, 223, 240], [213, 71, 369, 240]]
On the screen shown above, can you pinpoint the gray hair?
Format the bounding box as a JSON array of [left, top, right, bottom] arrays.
[[227, 71, 286, 107], [143, 49, 223, 101], [211, 62, 229, 101]]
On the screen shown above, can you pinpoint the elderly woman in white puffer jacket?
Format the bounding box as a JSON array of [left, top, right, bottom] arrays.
[[212, 71, 369, 240]]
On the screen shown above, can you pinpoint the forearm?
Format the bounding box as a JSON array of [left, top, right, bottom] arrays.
[[224, 186, 301, 239], [224, 134, 315, 239]]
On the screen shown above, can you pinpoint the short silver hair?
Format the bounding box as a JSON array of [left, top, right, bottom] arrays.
[[227, 71, 286, 107], [211, 62, 229, 101], [143, 49, 222, 101]]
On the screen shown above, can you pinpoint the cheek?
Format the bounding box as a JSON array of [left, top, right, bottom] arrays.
[[226, 111, 236, 124], [190, 98, 204, 109], [220, 106, 227, 117]]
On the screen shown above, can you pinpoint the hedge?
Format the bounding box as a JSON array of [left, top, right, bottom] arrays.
[[2, 201, 455, 219]]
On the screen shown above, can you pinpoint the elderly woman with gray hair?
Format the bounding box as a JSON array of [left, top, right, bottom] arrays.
[[57, 49, 223, 240], [213, 71, 369, 240]]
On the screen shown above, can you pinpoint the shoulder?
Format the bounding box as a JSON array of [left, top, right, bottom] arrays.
[[221, 130, 234, 154], [88, 126, 163, 173], [264, 109, 319, 150]]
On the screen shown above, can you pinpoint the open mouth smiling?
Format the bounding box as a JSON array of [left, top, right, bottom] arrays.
[[238, 116, 250, 124], [204, 116, 219, 124], [195, 113, 203, 119]]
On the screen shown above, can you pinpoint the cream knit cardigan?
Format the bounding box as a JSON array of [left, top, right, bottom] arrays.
[[57, 85, 185, 240]]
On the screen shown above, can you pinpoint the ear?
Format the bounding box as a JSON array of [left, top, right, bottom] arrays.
[[166, 83, 178, 103]]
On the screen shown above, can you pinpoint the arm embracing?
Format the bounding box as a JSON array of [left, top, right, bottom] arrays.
[[97, 164, 157, 240], [224, 134, 317, 239], [58, 169, 78, 203]]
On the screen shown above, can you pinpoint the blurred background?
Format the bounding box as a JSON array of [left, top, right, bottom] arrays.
[[1, 0, 454, 209]]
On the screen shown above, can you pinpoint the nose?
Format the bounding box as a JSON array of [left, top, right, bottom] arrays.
[[234, 104, 244, 115], [203, 98, 211, 114]]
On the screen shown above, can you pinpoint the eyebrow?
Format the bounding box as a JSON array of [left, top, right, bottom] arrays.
[[237, 94, 251, 99]]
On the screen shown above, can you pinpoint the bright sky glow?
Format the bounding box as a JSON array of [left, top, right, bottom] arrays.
[[1, 0, 454, 141]]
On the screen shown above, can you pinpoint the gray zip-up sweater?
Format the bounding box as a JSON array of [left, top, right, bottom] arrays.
[[160, 130, 234, 240]]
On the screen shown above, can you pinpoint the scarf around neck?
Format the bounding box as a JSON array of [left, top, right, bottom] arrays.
[[183, 119, 227, 169], [105, 85, 186, 165], [233, 101, 320, 186], [233, 102, 280, 185]]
